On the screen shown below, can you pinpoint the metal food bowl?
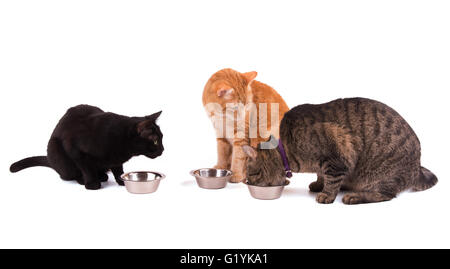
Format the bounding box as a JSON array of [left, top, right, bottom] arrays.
[[245, 180, 290, 200], [121, 171, 165, 194], [190, 168, 232, 189]]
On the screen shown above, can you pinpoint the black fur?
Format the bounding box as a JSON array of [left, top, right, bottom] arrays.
[[10, 105, 164, 190]]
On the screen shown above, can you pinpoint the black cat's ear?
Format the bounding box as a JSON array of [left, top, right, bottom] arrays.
[[137, 120, 150, 134], [145, 111, 162, 122], [136, 112, 157, 133], [137, 111, 162, 135]]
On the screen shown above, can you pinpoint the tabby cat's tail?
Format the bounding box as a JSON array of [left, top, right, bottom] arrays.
[[412, 166, 438, 191], [10, 156, 50, 173]]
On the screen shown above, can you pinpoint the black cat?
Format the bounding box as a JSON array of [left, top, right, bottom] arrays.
[[10, 105, 164, 190]]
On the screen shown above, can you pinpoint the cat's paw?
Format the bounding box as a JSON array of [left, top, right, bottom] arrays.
[[309, 181, 323, 192], [342, 193, 362, 205], [230, 174, 245, 183], [85, 182, 101, 190], [316, 192, 335, 204], [115, 178, 125, 186]]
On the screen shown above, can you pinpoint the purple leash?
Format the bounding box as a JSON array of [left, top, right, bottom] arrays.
[[277, 139, 293, 178]]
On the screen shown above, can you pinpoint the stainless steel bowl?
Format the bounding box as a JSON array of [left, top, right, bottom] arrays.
[[245, 180, 290, 200], [121, 171, 165, 194], [190, 168, 232, 189]]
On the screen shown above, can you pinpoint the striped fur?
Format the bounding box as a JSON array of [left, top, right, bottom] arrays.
[[245, 98, 437, 204]]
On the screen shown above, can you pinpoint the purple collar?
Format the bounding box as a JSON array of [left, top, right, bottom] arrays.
[[277, 139, 293, 178]]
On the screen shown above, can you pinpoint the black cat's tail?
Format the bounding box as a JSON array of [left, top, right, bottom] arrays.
[[412, 166, 438, 191], [10, 156, 50, 173]]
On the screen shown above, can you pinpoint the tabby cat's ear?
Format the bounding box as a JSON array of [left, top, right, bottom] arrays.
[[242, 71, 257, 85], [242, 145, 258, 160]]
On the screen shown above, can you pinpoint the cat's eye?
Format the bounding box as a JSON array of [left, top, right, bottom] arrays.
[[153, 140, 158, 145]]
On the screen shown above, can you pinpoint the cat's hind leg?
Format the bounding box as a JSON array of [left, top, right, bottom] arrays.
[[343, 155, 415, 204], [76, 161, 102, 190], [47, 138, 82, 182], [67, 149, 102, 190], [342, 190, 395, 205], [342, 172, 405, 204]]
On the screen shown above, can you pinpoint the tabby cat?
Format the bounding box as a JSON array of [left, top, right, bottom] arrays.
[[203, 68, 289, 183], [10, 105, 164, 190], [243, 98, 437, 204]]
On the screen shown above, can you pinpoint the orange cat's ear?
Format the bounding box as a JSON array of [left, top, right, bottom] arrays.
[[217, 88, 234, 98], [242, 71, 257, 85]]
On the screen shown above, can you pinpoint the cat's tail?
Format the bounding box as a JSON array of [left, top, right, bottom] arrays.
[[412, 166, 438, 191], [10, 156, 50, 173]]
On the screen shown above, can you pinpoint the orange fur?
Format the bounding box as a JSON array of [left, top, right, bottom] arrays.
[[202, 68, 289, 182]]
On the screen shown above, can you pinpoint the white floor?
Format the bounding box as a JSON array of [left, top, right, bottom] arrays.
[[1, 143, 448, 249], [1, 1, 449, 249]]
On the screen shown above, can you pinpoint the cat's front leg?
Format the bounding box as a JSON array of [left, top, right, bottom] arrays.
[[230, 139, 248, 183], [111, 165, 125, 186], [316, 159, 349, 204], [214, 138, 232, 170], [309, 176, 324, 192], [316, 176, 345, 204]]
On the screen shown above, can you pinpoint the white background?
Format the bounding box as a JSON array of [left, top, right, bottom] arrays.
[[0, 0, 449, 249]]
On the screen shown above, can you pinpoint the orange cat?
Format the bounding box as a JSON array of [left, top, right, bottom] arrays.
[[202, 68, 289, 183]]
